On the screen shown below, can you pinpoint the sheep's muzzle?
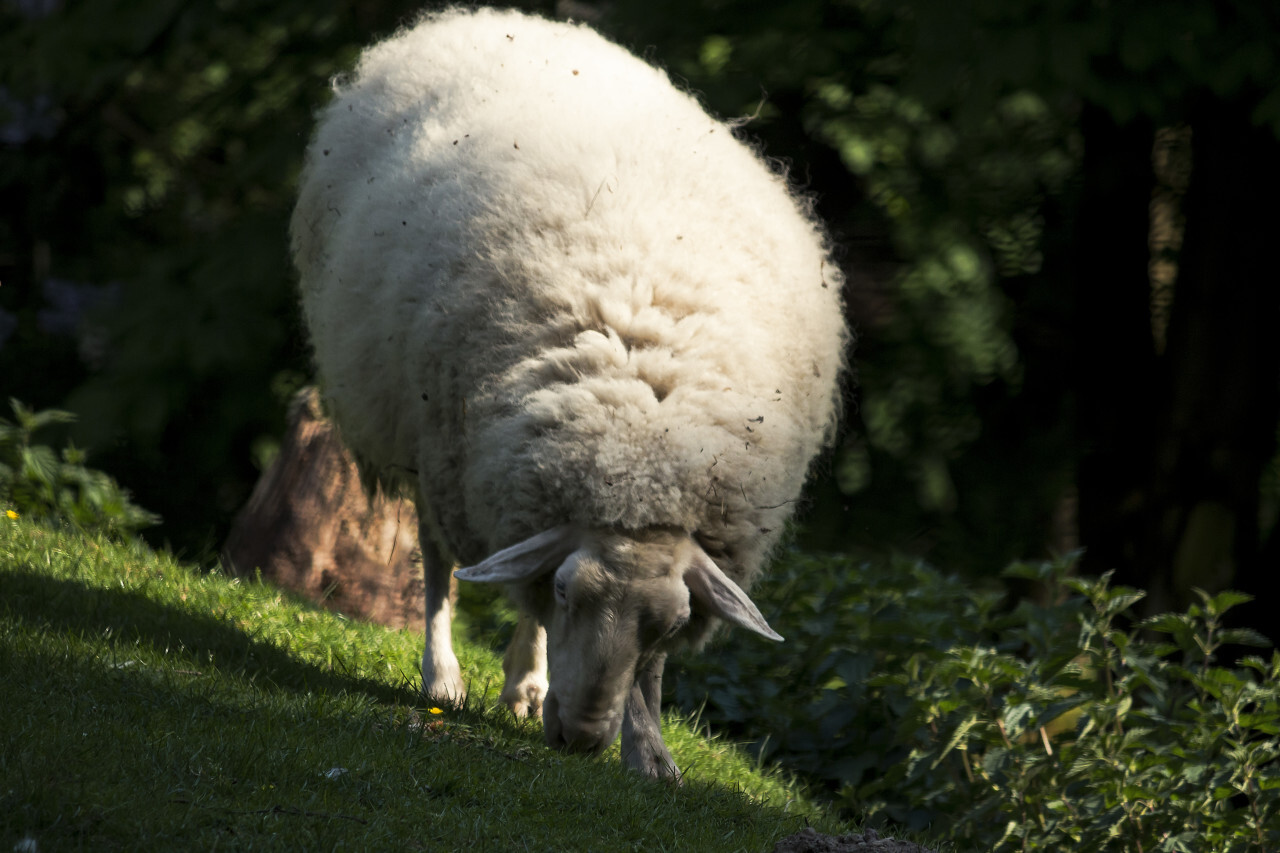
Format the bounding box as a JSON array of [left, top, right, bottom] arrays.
[[542, 691, 621, 755]]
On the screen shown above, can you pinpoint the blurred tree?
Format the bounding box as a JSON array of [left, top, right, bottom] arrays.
[[607, 0, 1083, 570], [609, 0, 1280, 620], [888, 0, 1280, 619], [3, 0, 1278, 626], [0, 0, 555, 552]]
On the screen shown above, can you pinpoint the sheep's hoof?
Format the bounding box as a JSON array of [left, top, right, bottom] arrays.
[[627, 751, 683, 785], [421, 681, 467, 707], [622, 736, 682, 784], [421, 656, 466, 706], [499, 676, 547, 719]]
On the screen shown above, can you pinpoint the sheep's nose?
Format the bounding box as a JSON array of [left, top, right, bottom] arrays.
[[543, 692, 617, 754], [550, 719, 614, 754]]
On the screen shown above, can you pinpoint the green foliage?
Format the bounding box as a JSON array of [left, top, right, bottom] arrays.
[[672, 551, 1002, 826], [896, 0, 1280, 134], [813, 78, 1077, 512], [673, 552, 1279, 850], [608, 0, 1084, 564], [878, 566, 1278, 851], [9, 0, 1280, 573], [611, 0, 1280, 577], [0, 398, 157, 535], [0, 0, 554, 551], [1, 514, 851, 851]]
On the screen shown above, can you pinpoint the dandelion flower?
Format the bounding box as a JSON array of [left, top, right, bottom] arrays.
[[428, 707, 444, 715], [5, 509, 18, 520]]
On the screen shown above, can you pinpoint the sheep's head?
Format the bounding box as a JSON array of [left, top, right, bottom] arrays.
[[453, 526, 781, 756]]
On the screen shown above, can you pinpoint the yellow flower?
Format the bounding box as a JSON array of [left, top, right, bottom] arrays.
[[5, 510, 17, 520], [428, 707, 444, 715]]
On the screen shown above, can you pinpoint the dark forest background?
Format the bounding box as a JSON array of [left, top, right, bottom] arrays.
[[3, 0, 1279, 625]]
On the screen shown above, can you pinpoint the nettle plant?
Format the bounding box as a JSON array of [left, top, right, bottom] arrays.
[[876, 562, 1279, 852], [0, 399, 157, 535], [674, 553, 1279, 852]]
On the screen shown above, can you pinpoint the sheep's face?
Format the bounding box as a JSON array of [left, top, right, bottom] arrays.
[[454, 525, 782, 757], [539, 530, 693, 754]]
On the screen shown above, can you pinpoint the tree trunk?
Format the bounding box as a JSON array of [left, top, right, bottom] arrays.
[[222, 387, 426, 631], [1143, 99, 1280, 629], [1075, 99, 1280, 634], [1072, 105, 1162, 597]]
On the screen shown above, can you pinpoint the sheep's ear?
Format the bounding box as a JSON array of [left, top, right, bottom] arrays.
[[684, 549, 784, 642], [454, 526, 581, 584]]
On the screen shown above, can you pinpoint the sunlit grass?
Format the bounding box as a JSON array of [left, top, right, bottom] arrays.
[[0, 514, 848, 851]]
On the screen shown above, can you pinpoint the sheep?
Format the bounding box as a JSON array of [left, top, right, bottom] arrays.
[[290, 6, 849, 780]]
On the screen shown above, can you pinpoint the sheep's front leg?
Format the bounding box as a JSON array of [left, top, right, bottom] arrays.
[[621, 653, 680, 781], [499, 614, 548, 718], [420, 533, 465, 703]]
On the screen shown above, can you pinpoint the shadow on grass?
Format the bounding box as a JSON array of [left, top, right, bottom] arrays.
[[0, 570, 418, 707]]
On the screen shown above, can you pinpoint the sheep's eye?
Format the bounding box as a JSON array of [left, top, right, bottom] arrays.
[[554, 577, 568, 604], [663, 615, 689, 638]]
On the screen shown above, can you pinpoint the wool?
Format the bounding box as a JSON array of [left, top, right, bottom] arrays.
[[291, 6, 849, 595]]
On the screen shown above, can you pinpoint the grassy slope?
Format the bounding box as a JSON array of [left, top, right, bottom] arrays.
[[0, 515, 851, 852]]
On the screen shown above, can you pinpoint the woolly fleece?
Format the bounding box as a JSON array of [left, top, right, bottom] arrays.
[[291, 7, 849, 590]]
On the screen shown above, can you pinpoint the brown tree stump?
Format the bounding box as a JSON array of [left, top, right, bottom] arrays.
[[222, 387, 425, 631]]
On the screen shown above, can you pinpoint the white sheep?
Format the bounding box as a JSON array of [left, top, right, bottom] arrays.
[[291, 6, 849, 779]]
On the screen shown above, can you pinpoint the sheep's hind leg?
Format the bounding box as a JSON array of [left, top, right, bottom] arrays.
[[621, 653, 680, 781], [500, 614, 548, 718], [420, 533, 465, 704]]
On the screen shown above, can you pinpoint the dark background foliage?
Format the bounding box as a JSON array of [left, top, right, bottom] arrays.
[[675, 550, 1280, 850], [6, 2, 1280, 846], [3, 0, 1279, 628]]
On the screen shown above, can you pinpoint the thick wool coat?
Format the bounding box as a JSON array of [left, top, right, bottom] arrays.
[[291, 7, 848, 596]]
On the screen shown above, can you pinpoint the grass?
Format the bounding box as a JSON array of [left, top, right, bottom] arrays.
[[0, 513, 852, 851]]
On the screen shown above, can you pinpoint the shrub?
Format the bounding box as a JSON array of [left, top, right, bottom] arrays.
[[0, 398, 158, 535], [672, 551, 1280, 851], [672, 551, 1003, 827]]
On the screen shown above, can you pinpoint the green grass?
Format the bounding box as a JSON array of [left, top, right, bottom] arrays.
[[0, 514, 851, 851]]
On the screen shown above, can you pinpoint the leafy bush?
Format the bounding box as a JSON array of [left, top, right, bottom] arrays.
[[672, 551, 1280, 851], [672, 552, 1001, 826], [0, 398, 158, 535]]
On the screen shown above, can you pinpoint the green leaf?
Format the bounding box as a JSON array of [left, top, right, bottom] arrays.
[[1217, 628, 1271, 649], [1002, 702, 1034, 734], [1142, 613, 1193, 634], [1104, 590, 1147, 616], [1178, 762, 1210, 785], [931, 714, 980, 769], [1201, 589, 1255, 617], [20, 446, 60, 485], [1121, 784, 1157, 800]]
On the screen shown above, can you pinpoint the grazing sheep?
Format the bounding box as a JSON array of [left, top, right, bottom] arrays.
[[291, 6, 849, 779]]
